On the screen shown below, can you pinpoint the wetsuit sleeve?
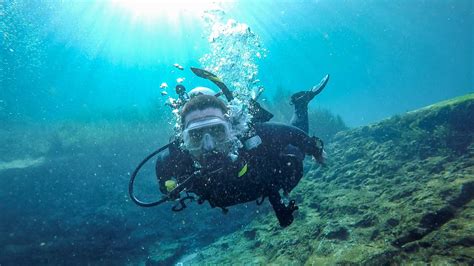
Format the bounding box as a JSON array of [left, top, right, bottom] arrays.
[[254, 122, 322, 159], [155, 145, 195, 194], [155, 148, 174, 194]]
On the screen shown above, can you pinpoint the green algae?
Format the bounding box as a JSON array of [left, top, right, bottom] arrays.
[[183, 94, 474, 264], [414, 93, 474, 113]]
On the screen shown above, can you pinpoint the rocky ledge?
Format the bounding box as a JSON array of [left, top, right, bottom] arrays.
[[180, 94, 474, 265]]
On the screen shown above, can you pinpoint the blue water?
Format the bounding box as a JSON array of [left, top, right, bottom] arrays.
[[2, 0, 472, 125], [1, 0, 473, 264]]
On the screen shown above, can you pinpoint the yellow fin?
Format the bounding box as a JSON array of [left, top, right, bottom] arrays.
[[209, 76, 222, 83]]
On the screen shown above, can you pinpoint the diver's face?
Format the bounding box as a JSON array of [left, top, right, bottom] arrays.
[[183, 108, 232, 164]]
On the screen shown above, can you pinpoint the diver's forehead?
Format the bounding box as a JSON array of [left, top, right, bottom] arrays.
[[184, 108, 225, 126]]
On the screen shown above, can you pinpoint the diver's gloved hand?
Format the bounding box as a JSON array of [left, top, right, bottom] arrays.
[[164, 179, 181, 200], [165, 180, 177, 192], [269, 192, 299, 227], [276, 200, 299, 227]]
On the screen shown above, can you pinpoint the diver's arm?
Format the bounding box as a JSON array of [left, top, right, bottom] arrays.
[[155, 148, 174, 194], [254, 122, 324, 163], [155, 145, 196, 194]]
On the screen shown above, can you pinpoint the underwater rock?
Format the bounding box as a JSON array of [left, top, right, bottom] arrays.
[[183, 93, 474, 264], [354, 213, 379, 228], [145, 242, 186, 266], [243, 229, 257, 240], [385, 218, 400, 227], [448, 180, 474, 208], [323, 224, 349, 240]]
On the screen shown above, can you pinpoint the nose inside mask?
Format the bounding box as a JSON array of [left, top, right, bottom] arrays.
[[202, 133, 216, 151]]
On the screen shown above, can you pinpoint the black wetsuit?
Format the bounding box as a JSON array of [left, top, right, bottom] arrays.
[[155, 120, 322, 227]]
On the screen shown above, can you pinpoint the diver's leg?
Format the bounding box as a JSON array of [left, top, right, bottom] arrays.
[[290, 74, 330, 134], [255, 122, 325, 164], [290, 101, 309, 133]]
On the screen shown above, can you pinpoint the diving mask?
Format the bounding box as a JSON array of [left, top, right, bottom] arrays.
[[182, 117, 232, 156]]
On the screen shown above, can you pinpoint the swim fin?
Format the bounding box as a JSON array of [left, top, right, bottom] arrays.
[[190, 67, 234, 101], [291, 74, 330, 106], [191, 67, 274, 124]]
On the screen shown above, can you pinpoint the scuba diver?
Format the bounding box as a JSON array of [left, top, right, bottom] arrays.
[[129, 67, 329, 227]]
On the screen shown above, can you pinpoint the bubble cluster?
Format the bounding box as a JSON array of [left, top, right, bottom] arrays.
[[196, 9, 268, 157], [167, 8, 267, 159], [199, 9, 267, 101]]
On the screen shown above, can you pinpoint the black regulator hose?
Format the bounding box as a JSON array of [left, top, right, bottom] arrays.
[[128, 143, 172, 207]]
